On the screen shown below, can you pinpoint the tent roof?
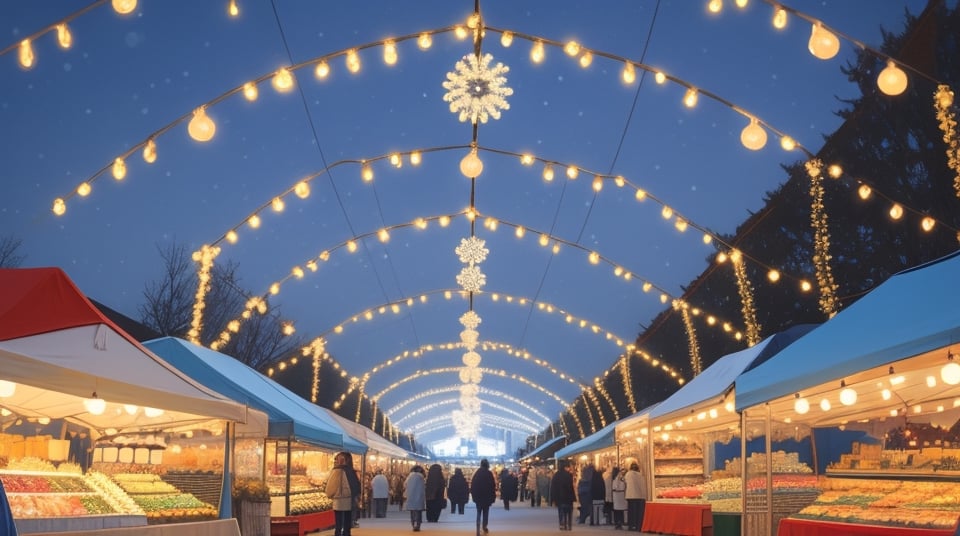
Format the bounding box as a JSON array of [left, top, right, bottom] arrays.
[[316, 406, 410, 459], [736, 250, 960, 411], [554, 420, 617, 460], [0, 267, 261, 432], [520, 435, 567, 463], [650, 324, 816, 426], [145, 337, 358, 451]]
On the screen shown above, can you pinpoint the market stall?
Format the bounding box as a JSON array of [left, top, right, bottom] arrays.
[[645, 326, 817, 536], [554, 420, 619, 469], [143, 337, 368, 536], [736, 250, 960, 536], [519, 435, 567, 466], [0, 267, 267, 535]]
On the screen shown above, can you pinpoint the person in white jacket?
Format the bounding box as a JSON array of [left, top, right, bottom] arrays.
[[610, 467, 627, 530], [371, 470, 390, 518], [623, 462, 647, 531]]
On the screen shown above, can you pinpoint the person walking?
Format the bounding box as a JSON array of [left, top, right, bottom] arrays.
[[404, 465, 427, 532], [536, 468, 551, 508], [623, 462, 647, 531], [470, 458, 497, 535], [325, 451, 361, 536], [526, 468, 538, 506], [576, 463, 594, 525], [425, 464, 447, 522], [610, 467, 627, 530], [371, 469, 390, 518], [447, 467, 469, 515], [500, 469, 518, 510], [550, 460, 576, 531]]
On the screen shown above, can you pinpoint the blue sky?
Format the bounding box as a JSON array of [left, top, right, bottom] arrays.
[[0, 0, 929, 445]]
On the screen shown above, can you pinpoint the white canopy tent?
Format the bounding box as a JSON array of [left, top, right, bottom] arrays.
[[0, 267, 266, 435]]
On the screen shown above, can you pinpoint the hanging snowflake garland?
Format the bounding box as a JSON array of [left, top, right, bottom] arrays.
[[456, 265, 486, 292], [442, 53, 513, 124], [455, 236, 489, 265], [459, 310, 482, 329]]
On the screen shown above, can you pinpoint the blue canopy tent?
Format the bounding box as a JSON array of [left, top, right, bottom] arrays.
[[736, 250, 960, 414], [555, 420, 618, 461], [145, 337, 367, 518], [519, 435, 567, 465]]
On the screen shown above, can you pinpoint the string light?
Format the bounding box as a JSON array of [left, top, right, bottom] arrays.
[[934, 85, 960, 198], [18, 40, 34, 69], [805, 159, 840, 317], [187, 244, 221, 343], [730, 250, 762, 346], [56, 24, 73, 49], [188, 107, 216, 142], [677, 302, 703, 375], [808, 23, 840, 60]]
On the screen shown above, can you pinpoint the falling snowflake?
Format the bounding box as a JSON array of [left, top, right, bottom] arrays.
[[456, 265, 486, 292], [455, 236, 489, 265], [442, 53, 513, 124], [459, 310, 482, 329]]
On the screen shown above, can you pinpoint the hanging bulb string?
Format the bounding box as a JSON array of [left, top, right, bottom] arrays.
[[755, 0, 942, 84], [0, 0, 107, 58]]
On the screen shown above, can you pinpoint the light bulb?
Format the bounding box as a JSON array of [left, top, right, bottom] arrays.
[[112, 158, 127, 180], [858, 184, 872, 200], [531, 41, 545, 63], [839, 387, 857, 406], [772, 7, 787, 29], [53, 198, 66, 216], [542, 165, 554, 182], [579, 52, 593, 68], [294, 181, 310, 199], [564, 41, 581, 57], [708, 0, 722, 14], [143, 139, 157, 163], [383, 41, 398, 66], [243, 82, 258, 101], [361, 164, 374, 182], [418, 33, 432, 50], [18, 40, 34, 69], [921, 216, 936, 232], [84, 396, 106, 416], [112, 0, 137, 15], [942, 362, 960, 385], [740, 118, 767, 150], [315, 61, 330, 79], [592, 176, 603, 192], [77, 182, 92, 197], [346, 50, 361, 74], [655, 71, 666, 84], [188, 107, 216, 142], [820, 398, 831, 411], [460, 150, 483, 178], [56, 24, 73, 49], [143, 407, 164, 418], [889, 203, 903, 220], [622, 62, 636, 84], [877, 61, 908, 96], [808, 23, 840, 60], [780, 136, 796, 151], [0, 380, 16, 397], [272, 67, 295, 92], [501, 31, 513, 47], [123, 404, 138, 415], [683, 88, 698, 108], [228, 0, 239, 17]]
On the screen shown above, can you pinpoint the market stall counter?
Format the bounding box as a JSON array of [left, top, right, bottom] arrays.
[[778, 518, 958, 536], [641, 502, 713, 536]]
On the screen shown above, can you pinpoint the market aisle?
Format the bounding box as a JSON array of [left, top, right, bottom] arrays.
[[314, 501, 663, 536]]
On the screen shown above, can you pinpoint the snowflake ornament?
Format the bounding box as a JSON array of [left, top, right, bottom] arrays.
[[456, 265, 486, 292], [442, 53, 513, 124], [455, 236, 489, 265], [459, 310, 482, 329]]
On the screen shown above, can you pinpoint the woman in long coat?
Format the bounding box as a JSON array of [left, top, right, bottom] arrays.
[[424, 463, 447, 522], [404, 465, 427, 531], [447, 468, 469, 514], [325, 451, 360, 536]]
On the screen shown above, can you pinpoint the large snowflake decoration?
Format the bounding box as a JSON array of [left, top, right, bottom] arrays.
[[455, 236, 489, 265], [442, 53, 513, 124], [456, 265, 486, 292]]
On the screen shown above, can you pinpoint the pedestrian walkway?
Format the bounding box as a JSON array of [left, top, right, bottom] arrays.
[[316, 501, 662, 536]]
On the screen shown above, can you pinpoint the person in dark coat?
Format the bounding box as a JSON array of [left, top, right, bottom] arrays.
[[424, 463, 446, 522], [590, 464, 606, 526], [447, 468, 469, 514], [499, 469, 518, 510], [576, 463, 595, 524], [470, 458, 497, 535], [550, 460, 576, 531]]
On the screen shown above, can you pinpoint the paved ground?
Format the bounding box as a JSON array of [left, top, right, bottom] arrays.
[[313, 502, 662, 536]]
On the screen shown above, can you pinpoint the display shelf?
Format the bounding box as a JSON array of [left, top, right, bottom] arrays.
[[161, 472, 222, 508], [826, 469, 960, 480], [657, 456, 705, 461]]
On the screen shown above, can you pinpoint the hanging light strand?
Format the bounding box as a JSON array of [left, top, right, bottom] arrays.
[[933, 85, 960, 198], [729, 250, 763, 345], [805, 159, 840, 317], [676, 301, 703, 375]]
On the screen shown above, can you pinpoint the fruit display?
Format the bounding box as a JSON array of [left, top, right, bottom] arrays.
[[793, 477, 960, 529], [110, 472, 218, 524], [85, 471, 145, 515], [656, 473, 820, 513]]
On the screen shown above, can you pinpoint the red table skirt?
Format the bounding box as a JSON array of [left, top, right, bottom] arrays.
[[271, 510, 335, 536], [778, 518, 958, 536], [641, 502, 713, 536]]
